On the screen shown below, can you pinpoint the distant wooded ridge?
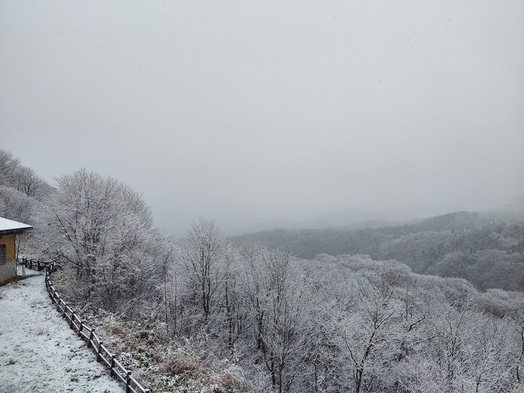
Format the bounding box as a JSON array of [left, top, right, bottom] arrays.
[[231, 210, 524, 292]]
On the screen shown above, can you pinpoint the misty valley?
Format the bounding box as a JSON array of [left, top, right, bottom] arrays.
[[1, 148, 524, 393]]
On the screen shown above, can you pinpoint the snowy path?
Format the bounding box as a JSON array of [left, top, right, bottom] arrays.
[[0, 276, 123, 393]]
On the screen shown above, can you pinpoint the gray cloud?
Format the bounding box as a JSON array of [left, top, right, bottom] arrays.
[[1, 0, 523, 235]]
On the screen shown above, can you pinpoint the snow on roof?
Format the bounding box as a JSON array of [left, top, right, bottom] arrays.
[[0, 216, 33, 233]]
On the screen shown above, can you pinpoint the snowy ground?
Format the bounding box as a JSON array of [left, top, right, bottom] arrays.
[[0, 275, 123, 393]]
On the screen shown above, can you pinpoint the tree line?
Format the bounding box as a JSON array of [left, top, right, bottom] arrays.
[[231, 211, 524, 292]]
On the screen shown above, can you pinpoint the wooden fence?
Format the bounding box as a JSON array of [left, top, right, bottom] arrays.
[[20, 257, 60, 272], [44, 269, 151, 393]]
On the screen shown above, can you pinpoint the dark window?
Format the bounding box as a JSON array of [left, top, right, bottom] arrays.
[[0, 244, 6, 265]]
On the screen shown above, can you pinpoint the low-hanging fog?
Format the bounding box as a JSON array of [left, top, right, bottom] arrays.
[[1, 0, 523, 236]]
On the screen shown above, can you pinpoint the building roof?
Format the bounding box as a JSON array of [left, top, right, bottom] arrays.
[[0, 217, 33, 234]]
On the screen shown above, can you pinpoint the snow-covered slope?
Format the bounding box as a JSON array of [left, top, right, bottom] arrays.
[[0, 276, 123, 393]]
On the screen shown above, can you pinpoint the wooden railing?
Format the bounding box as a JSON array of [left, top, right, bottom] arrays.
[[20, 257, 60, 272], [44, 269, 151, 393]]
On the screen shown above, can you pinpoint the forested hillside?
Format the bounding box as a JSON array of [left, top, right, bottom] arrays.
[[0, 149, 54, 225], [231, 211, 524, 292], [2, 149, 524, 393]]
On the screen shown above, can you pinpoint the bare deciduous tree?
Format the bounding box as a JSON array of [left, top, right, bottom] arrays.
[[183, 217, 227, 322]]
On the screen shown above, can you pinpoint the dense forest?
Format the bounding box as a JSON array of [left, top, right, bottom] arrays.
[[231, 211, 524, 292], [2, 148, 524, 393]]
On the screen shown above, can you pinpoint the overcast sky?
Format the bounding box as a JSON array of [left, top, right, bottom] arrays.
[[1, 1, 523, 235]]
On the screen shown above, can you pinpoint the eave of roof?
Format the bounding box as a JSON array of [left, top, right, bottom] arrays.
[[0, 217, 33, 234]]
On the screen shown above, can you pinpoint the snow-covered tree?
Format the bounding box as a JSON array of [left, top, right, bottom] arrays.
[[0, 185, 35, 224], [182, 217, 228, 323], [241, 247, 309, 393], [0, 149, 21, 188], [44, 169, 157, 312]]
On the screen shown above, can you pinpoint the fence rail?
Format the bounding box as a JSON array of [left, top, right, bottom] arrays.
[[20, 257, 60, 272], [44, 269, 150, 393]]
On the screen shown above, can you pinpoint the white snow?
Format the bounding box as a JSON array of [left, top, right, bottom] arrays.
[[0, 217, 32, 232], [0, 276, 123, 393]]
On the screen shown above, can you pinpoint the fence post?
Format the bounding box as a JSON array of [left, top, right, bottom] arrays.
[[21, 260, 26, 277], [97, 341, 103, 362], [126, 371, 132, 393], [70, 312, 75, 329], [89, 329, 95, 348], [110, 355, 115, 376], [79, 320, 83, 333]]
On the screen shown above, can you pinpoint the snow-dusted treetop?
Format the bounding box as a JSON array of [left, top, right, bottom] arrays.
[[0, 216, 32, 233]]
